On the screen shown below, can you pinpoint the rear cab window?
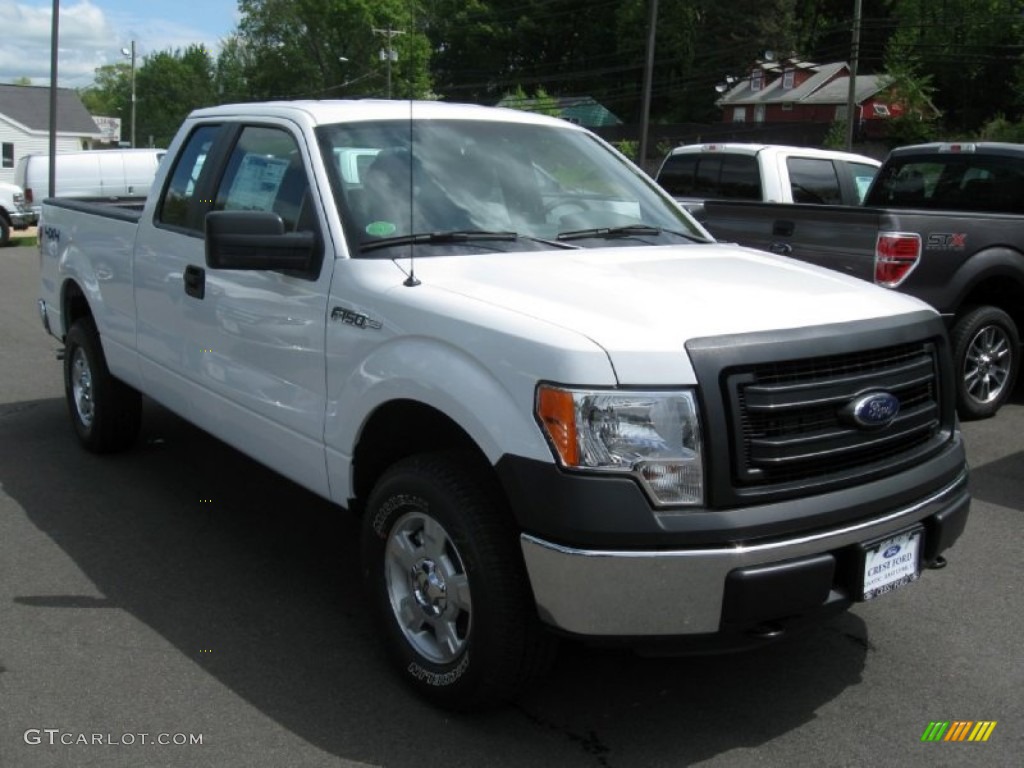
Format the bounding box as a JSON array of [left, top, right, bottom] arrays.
[[867, 155, 1024, 213], [658, 152, 760, 200]]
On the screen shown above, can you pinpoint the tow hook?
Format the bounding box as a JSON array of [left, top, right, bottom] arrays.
[[928, 555, 948, 570]]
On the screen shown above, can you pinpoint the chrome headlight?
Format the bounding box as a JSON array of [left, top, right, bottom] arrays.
[[536, 385, 703, 506]]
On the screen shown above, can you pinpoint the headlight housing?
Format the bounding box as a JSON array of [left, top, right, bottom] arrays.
[[536, 385, 703, 506]]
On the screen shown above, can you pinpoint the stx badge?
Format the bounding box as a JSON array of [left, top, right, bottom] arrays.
[[927, 233, 967, 250]]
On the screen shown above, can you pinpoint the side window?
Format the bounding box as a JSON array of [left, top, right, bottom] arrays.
[[788, 157, 842, 204], [1, 142, 13, 169], [215, 126, 314, 233], [158, 124, 220, 230], [849, 161, 879, 203]]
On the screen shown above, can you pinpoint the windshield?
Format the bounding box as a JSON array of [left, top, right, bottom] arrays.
[[316, 119, 707, 256]]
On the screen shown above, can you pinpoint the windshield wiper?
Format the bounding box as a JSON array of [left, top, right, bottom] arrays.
[[360, 229, 579, 253], [556, 224, 707, 243]]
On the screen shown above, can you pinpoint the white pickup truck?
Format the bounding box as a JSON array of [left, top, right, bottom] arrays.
[[1, 180, 37, 246], [39, 101, 969, 710], [655, 143, 881, 218]]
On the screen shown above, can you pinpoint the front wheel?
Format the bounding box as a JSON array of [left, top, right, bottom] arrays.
[[950, 306, 1020, 419], [64, 318, 142, 452], [361, 452, 555, 710]]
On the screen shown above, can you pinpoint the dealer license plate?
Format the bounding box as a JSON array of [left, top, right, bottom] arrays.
[[861, 527, 922, 600]]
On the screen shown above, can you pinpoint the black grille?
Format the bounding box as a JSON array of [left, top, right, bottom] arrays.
[[726, 342, 941, 487]]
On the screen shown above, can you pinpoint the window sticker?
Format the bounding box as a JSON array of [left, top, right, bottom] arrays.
[[226, 154, 289, 211], [366, 220, 397, 237]]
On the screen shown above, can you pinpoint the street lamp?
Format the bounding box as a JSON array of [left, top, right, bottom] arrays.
[[121, 41, 136, 147]]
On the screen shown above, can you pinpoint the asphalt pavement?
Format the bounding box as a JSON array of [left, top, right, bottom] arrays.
[[1, 243, 1021, 767]]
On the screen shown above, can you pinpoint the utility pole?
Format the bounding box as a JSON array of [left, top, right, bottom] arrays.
[[638, 0, 658, 173], [48, 0, 59, 198], [845, 0, 862, 151], [372, 27, 405, 99], [122, 40, 137, 148]]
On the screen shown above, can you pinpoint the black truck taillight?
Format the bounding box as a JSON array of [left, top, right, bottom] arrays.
[[875, 232, 921, 287]]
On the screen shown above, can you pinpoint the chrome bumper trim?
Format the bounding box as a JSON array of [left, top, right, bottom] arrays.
[[521, 471, 968, 636]]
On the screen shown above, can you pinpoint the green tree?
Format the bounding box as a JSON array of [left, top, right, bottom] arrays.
[[215, 35, 254, 104], [135, 45, 218, 147], [879, 53, 939, 146], [235, 0, 432, 100], [885, 0, 1024, 131], [79, 63, 132, 124]]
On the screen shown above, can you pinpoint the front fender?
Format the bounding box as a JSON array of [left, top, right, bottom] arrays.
[[324, 335, 571, 503]]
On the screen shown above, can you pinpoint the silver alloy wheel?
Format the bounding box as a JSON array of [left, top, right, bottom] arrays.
[[963, 324, 1012, 405], [384, 510, 472, 664], [71, 346, 95, 428]]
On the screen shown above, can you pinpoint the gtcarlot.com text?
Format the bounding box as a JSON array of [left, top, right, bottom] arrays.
[[24, 729, 204, 746]]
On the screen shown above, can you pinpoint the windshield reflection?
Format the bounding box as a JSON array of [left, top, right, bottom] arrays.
[[317, 119, 707, 255]]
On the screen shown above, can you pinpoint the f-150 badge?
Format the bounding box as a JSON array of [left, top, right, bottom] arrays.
[[331, 306, 382, 330]]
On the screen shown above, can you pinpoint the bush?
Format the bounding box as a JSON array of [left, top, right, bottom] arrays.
[[977, 115, 1024, 142], [613, 139, 638, 161]]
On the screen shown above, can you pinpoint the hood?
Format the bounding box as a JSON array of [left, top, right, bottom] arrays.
[[399, 242, 932, 383]]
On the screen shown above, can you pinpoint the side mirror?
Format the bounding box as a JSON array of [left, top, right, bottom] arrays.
[[205, 210, 318, 274]]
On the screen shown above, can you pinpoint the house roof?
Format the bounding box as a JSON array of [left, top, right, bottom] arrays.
[[800, 74, 894, 105], [717, 62, 849, 107], [0, 84, 102, 135]]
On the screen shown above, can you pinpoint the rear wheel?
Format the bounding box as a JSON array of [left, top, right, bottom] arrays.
[[0, 217, 10, 247], [950, 306, 1019, 419], [64, 318, 142, 452], [361, 451, 555, 710]]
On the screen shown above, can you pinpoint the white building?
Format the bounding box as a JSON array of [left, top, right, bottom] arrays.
[[0, 84, 103, 186]]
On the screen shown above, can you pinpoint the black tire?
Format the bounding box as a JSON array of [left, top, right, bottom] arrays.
[[0, 217, 10, 247], [63, 318, 142, 452], [361, 451, 556, 710], [950, 306, 1020, 420]]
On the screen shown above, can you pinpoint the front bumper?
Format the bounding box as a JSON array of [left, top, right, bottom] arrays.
[[520, 469, 969, 637], [9, 208, 38, 229]]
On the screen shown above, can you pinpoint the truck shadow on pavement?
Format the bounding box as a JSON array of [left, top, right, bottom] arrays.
[[2, 397, 870, 768]]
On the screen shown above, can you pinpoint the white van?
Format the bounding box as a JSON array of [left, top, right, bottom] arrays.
[[16, 148, 166, 214]]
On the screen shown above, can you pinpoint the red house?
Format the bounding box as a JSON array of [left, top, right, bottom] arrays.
[[715, 57, 914, 136]]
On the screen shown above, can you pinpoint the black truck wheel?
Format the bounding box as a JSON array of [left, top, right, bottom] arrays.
[[64, 318, 142, 452], [0, 217, 10, 247], [361, 451, 555, 710], [950, 306, 1020, 419]]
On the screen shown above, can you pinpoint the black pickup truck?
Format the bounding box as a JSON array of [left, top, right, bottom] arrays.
[[701, 142, 1024, 418]]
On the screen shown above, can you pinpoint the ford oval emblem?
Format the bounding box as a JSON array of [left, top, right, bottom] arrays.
[[845, 392, 900, 429], [883, 545, 901, 558]]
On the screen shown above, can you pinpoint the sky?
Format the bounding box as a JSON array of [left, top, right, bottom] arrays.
[[0, 0, 240, 88]]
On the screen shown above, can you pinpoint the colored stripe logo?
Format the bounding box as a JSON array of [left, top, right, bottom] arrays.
[[921, 721, 997, 742]]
